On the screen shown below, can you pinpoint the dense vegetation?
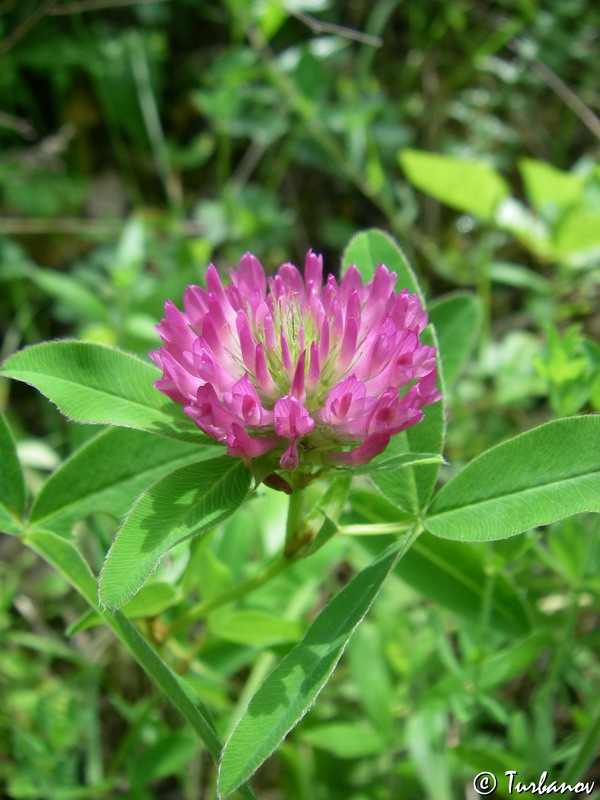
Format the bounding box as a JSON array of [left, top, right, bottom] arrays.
[[1, 1, 599, 798]]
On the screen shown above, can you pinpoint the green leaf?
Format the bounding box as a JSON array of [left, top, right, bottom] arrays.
[[351, 452, 443, 475], [342, 227, 424, 299], [213, 610, 305, 647], [426, 416, 600, 541], [367, 436, 420, 513], [553, 209, 600, 266], [25, 530, 100, 606], [0, 411, 26, 534], [395, 532, 531, 635], [404, 325, 445, 509], [406, 708, 452, 800], [217, 534, 413, 798], [30, 427, 222, 533], [476, 632, 549, 692], [429, 293, 482, 387], [342, 230, 445, 510], [489, 261, 552, 295], [100, 457, 251, 609], [0, 341, 206, 443], [30, 267, 111, 323], [369, 393, 445, 514], [347, 621, 395, 735], [24, 529, 258, 800], [399, 149, 510, 220], [494, 197, 552, 258], [1, 514, 22, 551], [130, 732, 198, 786], [356, 518, 530, 635], [518, 159, 584, 215], [349, 487, 415, 526], [298, 722, 386, 759]]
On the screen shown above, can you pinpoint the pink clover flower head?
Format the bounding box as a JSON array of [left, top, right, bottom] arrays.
[[151, 251, 441, 472]]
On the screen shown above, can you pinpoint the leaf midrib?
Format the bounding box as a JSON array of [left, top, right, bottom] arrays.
[[4, 366, 205, 441], [4, 366, 167, 417], [428, 465, 600, 520]]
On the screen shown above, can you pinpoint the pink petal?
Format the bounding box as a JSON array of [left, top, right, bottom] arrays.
[[307, 341, 321, 388], [268, 274, 285, 303], [199, 314, 226, 359], [274, 396, 315, 439], [277, 262, 304, 299], [185, 384, 237, 440], [369, 327, 393, 375], [206, 291, 228, 329], [338, 264, 363, 305], [236, 311, 256, 372], [365, 331, 418, 395], [345, 289, 362, 323], [304, 250, 323, 293], [205, 264, 230, 309], [223, 373, 273, 426], [366, 388, 426, 436], [280, 330, 293, 372], [192, 339, 238, 393], [183, 285, 209, 330], [235, 252, 267, 299], [368, 264, 396, 300], [402, 369, 441, 409], [319, 375, 375, 436], [318, 320, 330, 365], [322, 274, 337, 315], [306, 293, 325, 330], [338, 316, 358, 372], [151, 348, 202, 405], [323, 375, 366, 419], [279, 439, 300, 471], [226, 423, 278, 459], [255, 301, 277, 352], [254, 343, 278, 394], [331, 303, 344, 343], [225, 282, 243, 312], [329, 432, 391, 466], [155, 300, 196, 357], [290, 349, 306, 402]]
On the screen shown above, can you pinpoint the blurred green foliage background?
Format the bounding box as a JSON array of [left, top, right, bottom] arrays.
[[1, 1, 600, 798]]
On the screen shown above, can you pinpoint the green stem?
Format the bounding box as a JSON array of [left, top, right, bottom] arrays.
[[285, 489, 305, 545], [23, 530, 258, 800], [337, 522, 414, 536], [168, 555, 292, 636]]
